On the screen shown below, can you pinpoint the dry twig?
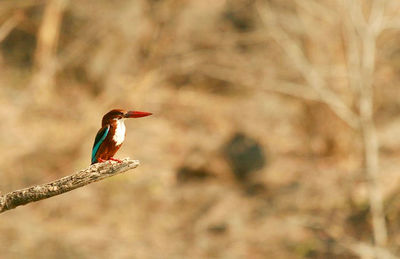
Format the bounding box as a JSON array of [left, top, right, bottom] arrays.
[[0, 159, 139, 214], [343, 0, 388, 247], [303, 220, 399, 259], [30, 0, 68, 100], [255, 0, 388, 251], [255, 2, 360, 130], [0, 11, 24, 43]]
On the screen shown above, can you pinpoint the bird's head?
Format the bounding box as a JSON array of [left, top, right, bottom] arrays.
[[102, 109, 152, 126]]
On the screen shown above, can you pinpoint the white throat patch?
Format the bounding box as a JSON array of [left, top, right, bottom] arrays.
[[113, 119, 126, 145]]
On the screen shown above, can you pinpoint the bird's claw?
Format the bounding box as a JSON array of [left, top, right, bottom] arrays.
[[109, 157, 123, 163], [98, 158, 106, 163], [96, 158, 122, 164]]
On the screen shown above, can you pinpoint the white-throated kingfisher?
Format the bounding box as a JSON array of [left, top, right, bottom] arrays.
[[91, 109, 152, 164]]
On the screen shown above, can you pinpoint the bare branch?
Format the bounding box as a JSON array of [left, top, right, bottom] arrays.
[[255, 2, 360, 129], [198, 65, 320, 101], [30, 0, 68, 101], [344, 0, 389, 248], [0, 158, 139, 214], [303, 220, 399, 259], [0, 11, 23, 43], [343, 240, 399, 259]]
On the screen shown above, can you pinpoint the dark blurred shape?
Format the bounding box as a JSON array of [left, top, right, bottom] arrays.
[[2, 29, 36, 67], [223, 133, 266, 180], [176, 166, 212, 183], [207, 223, 228, 235], [222, 2, 256, 32], [167, 73, 237, 95], [346, 203, 370, 239], [245, 182, 267, 196]]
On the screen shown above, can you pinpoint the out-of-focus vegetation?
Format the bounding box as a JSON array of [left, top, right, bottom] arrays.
[[1, 0, 400, 258]]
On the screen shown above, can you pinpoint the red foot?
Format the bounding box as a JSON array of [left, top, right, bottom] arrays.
[[109, 157, 123, 163], [98, 158, 106, 163], [97, 157, 122, 163]]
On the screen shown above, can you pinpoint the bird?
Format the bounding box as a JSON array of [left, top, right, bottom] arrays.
[[91, 109, 152, 164]]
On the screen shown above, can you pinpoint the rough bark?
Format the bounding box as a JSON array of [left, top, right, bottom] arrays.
[[0, 158, 139, 214]]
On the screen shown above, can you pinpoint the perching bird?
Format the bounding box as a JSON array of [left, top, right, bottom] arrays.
[[91, 109, 152, 164]]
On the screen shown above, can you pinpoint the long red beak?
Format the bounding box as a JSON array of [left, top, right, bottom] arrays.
[[125, 110, 152, 118]]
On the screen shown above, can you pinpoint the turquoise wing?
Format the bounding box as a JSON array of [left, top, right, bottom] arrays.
[[91, 125, 110, 164]]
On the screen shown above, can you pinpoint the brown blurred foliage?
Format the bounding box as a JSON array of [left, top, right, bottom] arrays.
[[1, 0, 400, 258]]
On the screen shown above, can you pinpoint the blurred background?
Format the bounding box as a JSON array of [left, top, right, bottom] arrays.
[[1, 0, 400, 258]]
